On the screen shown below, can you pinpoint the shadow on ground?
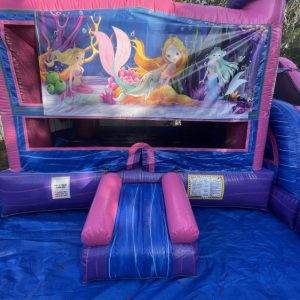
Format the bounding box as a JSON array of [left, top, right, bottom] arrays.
[[0, 140, 8, 170]]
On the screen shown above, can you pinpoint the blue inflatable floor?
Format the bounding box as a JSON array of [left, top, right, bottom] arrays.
[[1, 205, 300, 299]]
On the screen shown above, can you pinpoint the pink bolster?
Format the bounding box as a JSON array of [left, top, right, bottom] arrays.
[[162, 173, 199, 244], [81, 173, 122, 246]]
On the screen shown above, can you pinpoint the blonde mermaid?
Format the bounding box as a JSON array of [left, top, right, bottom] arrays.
[[123, 37, 199, 106]]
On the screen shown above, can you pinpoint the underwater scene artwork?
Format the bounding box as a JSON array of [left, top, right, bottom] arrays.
[[35, 8, 270, 120]]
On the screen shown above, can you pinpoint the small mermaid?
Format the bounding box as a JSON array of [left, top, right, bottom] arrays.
[[39, 21, 100, 99], [52, 48, 94, 97], [200, 47, 239, 102]]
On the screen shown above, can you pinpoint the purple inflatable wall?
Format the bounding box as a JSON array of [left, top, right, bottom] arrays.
[[0, 169, 273, 216]]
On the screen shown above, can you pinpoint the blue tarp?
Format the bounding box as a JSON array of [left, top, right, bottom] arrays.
[[1, 207, 300, 299]]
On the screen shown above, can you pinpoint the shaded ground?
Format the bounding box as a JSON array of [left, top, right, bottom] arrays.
[[0, 141, 8, 170]]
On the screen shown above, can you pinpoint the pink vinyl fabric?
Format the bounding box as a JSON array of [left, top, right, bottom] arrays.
[[0, 0, 284, 25], [0, 0, 173, 14], [252, 25, 284, 170], [81, 173, 122, 246], [162, 173, 199, 244], [127, 143, 155, 172]]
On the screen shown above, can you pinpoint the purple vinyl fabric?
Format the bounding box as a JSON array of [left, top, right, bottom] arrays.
[[0, 171, 101, 216], [0, 168, 274, 216], [269, 185, 299, 228], [263, 100, 300, 230], [172, 242, 198, 277], [82, 245, 110, 281], [82, 241, 198, 281], [228, 0, 290, 9], [227, 0, 252, 9], [181, 169, 274, 210]]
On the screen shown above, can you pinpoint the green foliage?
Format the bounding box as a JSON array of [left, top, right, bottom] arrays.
[[176, 0, 227, 5], [176, 0, 300, 66], [281, 0, 300, 66]]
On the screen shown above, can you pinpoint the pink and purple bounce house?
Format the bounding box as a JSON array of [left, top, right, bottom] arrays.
[[2, 0, 298, 285]]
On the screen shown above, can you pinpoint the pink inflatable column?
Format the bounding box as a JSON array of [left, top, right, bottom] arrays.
[[162, 173, 199, 243], [81, 173, 122, 246]]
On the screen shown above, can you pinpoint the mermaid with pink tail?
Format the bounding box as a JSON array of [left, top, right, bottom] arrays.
[[92, 27, 146, 101], [92, 27, 199, 106]]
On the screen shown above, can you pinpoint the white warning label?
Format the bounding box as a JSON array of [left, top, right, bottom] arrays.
[[51, 176, 71, 200], [188, 175, 224, 200]]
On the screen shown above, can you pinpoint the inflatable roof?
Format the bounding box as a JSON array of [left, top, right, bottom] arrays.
[[0, 0, 284, 175]]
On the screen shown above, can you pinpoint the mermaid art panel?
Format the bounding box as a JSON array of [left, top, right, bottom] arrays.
[[35, 8, 270, 120]]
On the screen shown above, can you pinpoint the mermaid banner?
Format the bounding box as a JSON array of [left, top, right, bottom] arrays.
[[35, 8, 270, 120]]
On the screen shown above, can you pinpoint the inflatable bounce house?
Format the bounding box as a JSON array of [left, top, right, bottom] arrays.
[[2, 0, 300, 296]]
